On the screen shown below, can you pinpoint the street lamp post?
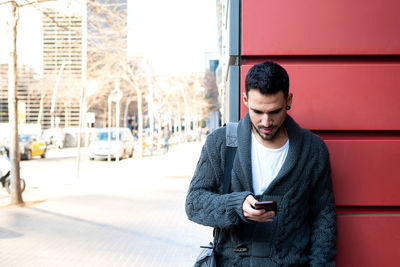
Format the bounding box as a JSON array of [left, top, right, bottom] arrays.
[[50, 60, 71, 130]]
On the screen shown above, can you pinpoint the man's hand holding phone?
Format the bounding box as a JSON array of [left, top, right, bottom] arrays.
[[242, 195, 276, 222]]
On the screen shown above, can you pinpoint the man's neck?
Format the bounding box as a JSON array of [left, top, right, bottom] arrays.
[[253, 125, 288, 149]]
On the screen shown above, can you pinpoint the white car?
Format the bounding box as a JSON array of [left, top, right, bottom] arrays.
[[89, 128, 135, 160]]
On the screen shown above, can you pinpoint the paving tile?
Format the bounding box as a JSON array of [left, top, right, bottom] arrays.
[[0, 142, 213, 266]]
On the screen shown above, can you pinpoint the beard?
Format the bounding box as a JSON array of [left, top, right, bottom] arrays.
[[251, 122, 281, 141]]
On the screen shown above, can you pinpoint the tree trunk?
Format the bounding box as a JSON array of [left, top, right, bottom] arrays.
[[155, 110, 162, 149], [37, 92, 45, 125], [137, 89, 144, 158], [8, 1, 24, 205], [126, 68, 144, 158]]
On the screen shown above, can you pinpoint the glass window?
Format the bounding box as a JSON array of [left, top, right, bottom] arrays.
[[96, 131, 122, 141]]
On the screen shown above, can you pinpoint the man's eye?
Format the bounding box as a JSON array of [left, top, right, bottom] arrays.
[[270, 109, 282, 114], [253, 110, 263, 114]]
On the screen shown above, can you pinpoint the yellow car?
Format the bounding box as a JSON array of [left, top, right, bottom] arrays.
[[18, 134, 47, 160]]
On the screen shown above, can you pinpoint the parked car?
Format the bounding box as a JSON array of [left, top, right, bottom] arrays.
[[88, 128, 135, 160], [1, 134, 47, 160], [18, 134, 47, 160]]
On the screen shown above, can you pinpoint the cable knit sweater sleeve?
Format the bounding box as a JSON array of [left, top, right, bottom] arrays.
[[309, 137, 337, 266], [185, 128, 252, 228]]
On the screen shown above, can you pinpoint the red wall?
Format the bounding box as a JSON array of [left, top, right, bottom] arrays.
[[240, 1, 400, 266]]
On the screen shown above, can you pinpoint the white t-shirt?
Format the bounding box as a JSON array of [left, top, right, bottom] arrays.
[[251, 132, 289, 195]]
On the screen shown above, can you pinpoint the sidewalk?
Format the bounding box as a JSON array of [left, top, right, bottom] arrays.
[[0, 141, 212, 267]]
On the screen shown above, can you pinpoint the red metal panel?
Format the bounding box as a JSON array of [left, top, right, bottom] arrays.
[[240, 2, 400, 265], [240, 62, 400, 130], [326, 140, 400, 206], [336, 214, 400, 267], [241, 0, 400, 55]]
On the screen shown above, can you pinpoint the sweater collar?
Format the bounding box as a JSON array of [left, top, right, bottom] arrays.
[[271, 114, 304, 190], [236, 113, 304, 194]]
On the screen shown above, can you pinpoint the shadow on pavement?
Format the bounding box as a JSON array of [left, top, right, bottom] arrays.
[[28, 205, 190, 248], [0, 227, 24, 239]]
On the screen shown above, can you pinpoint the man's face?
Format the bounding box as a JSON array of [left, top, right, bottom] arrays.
[[243, 89, 292, 143]]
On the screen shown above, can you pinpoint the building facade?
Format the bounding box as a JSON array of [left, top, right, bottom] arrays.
[[0, 64, 36, 124], [40, 8, 83, 129], [0, 0, 128, 130]]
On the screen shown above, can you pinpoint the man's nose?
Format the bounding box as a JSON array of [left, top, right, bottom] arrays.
[[261, 114, 272, 126]]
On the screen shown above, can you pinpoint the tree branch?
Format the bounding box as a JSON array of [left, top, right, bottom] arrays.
[[0, 0, 55, 7], [20, 0, 55, 7], [0, 1, 14, 6]]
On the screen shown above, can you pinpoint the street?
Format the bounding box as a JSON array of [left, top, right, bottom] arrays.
[[0, 142, 212, 267]]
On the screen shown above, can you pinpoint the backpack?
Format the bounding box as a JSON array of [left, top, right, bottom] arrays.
[[223, 122, 238, 194], [194, 122, 239, 267]]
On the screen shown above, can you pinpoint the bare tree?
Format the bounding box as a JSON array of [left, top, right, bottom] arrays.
[[202, 70, 219, 112], [7, 0, 23, 205], [2, 0, 56, 205], [85, 1, 152, 156], [160, 74, 209, 142]]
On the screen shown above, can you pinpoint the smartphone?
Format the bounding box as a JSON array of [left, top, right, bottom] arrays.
[[254, 201, 277, 214]]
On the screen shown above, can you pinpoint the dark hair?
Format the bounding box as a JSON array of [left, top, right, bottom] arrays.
[[245, 60, 289, 98]]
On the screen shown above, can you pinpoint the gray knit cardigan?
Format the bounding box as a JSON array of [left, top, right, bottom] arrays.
[[185, 114, 337, 267]]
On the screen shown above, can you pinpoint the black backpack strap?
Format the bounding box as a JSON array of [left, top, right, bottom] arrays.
[[223, 122, 238, 194]]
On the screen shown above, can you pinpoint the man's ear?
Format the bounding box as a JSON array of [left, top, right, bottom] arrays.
[[286, 93, 293, 108], [242, 92, 249, 107]]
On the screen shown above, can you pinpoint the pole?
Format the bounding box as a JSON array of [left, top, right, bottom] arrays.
[[115, 80, 120, 162], [145, 63, 154, 155], [8, 1, 23, 205], [76, 0, 87, 178], [76, 81, 85, 178], [50, 61, 70, 130], [108, 97, 112, 162], [137, 89, 143, 158]]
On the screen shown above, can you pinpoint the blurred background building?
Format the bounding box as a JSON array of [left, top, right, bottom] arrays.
[[0, 0, 85, 129], [0, 0, 128, 129], [0, 0, 220, 143], [215, 0, 229, 124], [0, 64, 36, 124], [40, 8, 83, 128]]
